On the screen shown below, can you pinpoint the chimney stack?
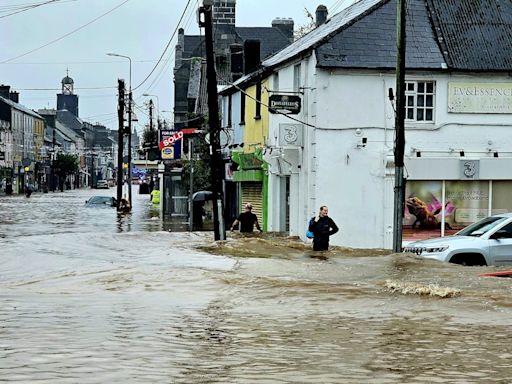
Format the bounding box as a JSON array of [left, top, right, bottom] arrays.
[[272, 18, 294, 42], [243, 39, 261, 75], [316, 5, 328, 27], [0, 85, 10, 99], [9, 91, 19, 103], [213, 0, 236, 26]]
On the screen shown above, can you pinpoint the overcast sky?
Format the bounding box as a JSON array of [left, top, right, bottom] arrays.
[[1, 0, 352, 132]]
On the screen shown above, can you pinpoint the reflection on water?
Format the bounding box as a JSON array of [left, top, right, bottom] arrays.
[[1, 189, 512, 383]]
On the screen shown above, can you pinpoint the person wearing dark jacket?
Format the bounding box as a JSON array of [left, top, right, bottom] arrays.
[[308, 205, 339, 251], [230, 203, 262, 233]]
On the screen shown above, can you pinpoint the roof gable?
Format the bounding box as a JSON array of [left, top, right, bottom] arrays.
[[0, 96, 43, 119], [261, 0, 512, 72], [263, 0, 383, 68]]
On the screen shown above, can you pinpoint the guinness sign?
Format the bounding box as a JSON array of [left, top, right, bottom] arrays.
[[269, 94, 301, 115]]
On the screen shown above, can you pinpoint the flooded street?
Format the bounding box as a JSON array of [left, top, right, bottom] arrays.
[[1, 189, 512, 383]]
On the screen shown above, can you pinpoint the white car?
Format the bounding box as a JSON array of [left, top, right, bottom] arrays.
[[96, 180, 109, 189], [403, 213, 512, 266]]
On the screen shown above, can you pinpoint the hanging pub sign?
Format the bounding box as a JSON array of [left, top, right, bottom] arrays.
[[269, 94, 301, 115]]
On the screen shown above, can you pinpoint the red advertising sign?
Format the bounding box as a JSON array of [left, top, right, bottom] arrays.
[[159, 131, 184, 150]]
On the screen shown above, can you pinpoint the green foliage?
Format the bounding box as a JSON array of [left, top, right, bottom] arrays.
[[54, 153, 79, 176], [181, 134, 212, 193], [141, 127, 160, 161]]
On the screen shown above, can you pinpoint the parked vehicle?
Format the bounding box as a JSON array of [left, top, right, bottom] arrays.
[[95, 180, 109, 189], [403, 213, 512, 266], [85, 196, 116, 207]]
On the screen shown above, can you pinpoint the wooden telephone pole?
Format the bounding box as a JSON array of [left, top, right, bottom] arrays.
[[393, 0, 406, 252], [199, 0, 226, 241], [117, 79, 125, 210]]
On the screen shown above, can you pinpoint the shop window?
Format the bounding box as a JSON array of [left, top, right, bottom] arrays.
[[405, 81, 435, 122], [403, 181, 442, 240], [491, 181, 512, 214]]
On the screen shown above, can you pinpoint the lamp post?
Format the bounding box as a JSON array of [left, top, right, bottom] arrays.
[[107, 52, 133, 207]]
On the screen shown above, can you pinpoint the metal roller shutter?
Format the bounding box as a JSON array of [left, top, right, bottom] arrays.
[[241, 182, 263, 223]]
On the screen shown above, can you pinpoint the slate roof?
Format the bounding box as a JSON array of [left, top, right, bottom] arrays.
[[55, 120, 82, 143], [259, 0, 512, 74], [56, 110, 83, 133], [426, 0, 512, 70], [236, 27, 291, 58], [316, 0, 445, 69], [263, 0, 383, 68], [0, 96, 43, 119], [182, 26, 289, 61], [183, 35, 204, 59]]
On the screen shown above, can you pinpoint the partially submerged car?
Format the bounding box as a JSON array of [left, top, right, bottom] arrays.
[[95, 180, 109, 189], [85, 196, 116, 207], [403, 213, 512, 266]]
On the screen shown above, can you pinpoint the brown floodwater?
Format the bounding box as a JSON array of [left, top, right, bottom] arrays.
[[1, 189, 512, 383]]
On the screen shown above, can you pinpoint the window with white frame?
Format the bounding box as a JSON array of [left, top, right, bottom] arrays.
[[405, 81, 435, 122], [293, 64, 301, 92]]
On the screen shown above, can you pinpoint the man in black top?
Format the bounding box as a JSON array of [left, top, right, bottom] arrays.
[[230, 203, 262, 233], [308, 205, 339, 251]]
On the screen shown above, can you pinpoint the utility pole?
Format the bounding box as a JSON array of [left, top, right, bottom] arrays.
[[200, 0, 226, 241], [117, 79, 125, 209], [51, 129, 56, 192], [128, 90, 133, 207], [188, 137, 194, 231], [393, 0, 406, 253], [148, 99, 154, 132]]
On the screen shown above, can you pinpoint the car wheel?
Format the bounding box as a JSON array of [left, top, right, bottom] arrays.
[[450, 253, 487, 266]]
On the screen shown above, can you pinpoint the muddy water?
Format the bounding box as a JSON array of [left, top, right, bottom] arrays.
[[1, 189, 512, 383]]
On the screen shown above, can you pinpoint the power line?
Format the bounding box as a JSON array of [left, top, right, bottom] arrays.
[[16, 86, 116, 91], [132, 0, 192, 91], [216, 73, 316, 128], [1, 0, 131, 64], [1, 59, 168, 65], [0, 0, 74, 19], [142, 0, 199, 95]]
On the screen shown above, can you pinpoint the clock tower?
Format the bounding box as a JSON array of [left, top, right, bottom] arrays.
[[57, 69, 79, 116]]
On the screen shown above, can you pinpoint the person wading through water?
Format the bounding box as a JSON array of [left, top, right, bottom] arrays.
[[308, 205, 339, 251], [230, 203, 262, 233]]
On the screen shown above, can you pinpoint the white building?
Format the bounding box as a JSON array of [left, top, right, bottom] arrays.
[[222, 0, 512, 249]]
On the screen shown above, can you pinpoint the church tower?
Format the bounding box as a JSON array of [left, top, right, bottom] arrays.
[[57, 70, 79, 116]]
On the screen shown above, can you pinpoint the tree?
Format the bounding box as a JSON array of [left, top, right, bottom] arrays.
[[54, 153, 79, 177], [141, 126, 159, 161], [53, 153, 79, 191], [294, 7, 316, 39], [181, 132, 212, 193]]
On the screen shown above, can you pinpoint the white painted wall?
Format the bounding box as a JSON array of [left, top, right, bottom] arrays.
[[267, 55, 512, 249]]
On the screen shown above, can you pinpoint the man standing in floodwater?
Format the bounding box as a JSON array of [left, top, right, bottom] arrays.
[[230, 203, 262, 233], [308, 205, 339, 251]]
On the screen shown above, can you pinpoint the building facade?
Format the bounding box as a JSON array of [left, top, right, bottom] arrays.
[[221, 0, 512, 248]]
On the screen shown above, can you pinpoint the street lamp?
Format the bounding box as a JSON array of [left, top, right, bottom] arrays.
[[107, 52, 133, 208]]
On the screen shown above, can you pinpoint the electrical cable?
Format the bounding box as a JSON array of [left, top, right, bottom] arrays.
[[216, 73, 316, 128], [132, 0, 192, 91], [0, 0, 73, 19], [1, 0, 131, 64]]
